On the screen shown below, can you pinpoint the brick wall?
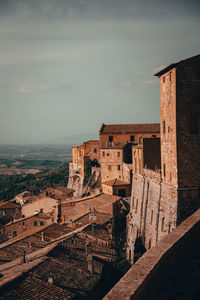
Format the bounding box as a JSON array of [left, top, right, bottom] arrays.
[[127, 170, 177, 264], [143, 138, 161, 170], [100, 148, 124, 182], [3, 215, 49, 238], [160, 68, 178, 187], [176, 57, 200, 188], [100, 132, 160, 145], [105, 208, 200, 300]]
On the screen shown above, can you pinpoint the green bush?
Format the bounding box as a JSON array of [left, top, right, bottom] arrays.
[[83, 159, 92, 186]]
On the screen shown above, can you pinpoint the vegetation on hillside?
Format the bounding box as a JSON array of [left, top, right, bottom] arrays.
[[0, 163, 69, 202], [83, 159, 92, 186], [0, 158, 62, 170]]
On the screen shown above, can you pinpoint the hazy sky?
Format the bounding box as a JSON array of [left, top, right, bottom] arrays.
[[0, 0, 200, 145]]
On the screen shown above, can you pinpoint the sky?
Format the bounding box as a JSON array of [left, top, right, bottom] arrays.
[[0, 0, 200, 145]]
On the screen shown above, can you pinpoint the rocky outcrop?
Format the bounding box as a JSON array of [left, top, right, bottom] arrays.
[[67, 163, 83, 198]]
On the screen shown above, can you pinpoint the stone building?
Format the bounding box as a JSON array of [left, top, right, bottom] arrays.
[[102, 178, 131, 197], [100, 143, 133, 183], [127, 54, 200, 264], [71, 140, 100, 178], [99, 123, 160, 146], [99, 123, 160, 193], [2, 213, 50, 238], [0, 201, 22, 222], [68, 140, 100, 197]]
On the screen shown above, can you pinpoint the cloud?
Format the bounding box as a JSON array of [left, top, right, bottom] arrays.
[[17, 79, 72, 94], [0, 78, 72, 94], [0, 0, 199, 21], [140, 79, 158, 86], [105, 92, 112, 96], [120, 81, 131, 87]]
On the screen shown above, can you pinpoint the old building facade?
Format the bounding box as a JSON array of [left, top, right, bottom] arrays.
[[99, 124, 160, 189], [127, 54, 200, 264], [71, 140, 100, 178]]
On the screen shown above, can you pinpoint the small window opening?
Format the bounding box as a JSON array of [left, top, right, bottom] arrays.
[[163, 120, 166, 134], [109, 136, 113, 142], [161, 217, 165, 232], [136, 199, 138, 212], [130, 135, 135, 142]]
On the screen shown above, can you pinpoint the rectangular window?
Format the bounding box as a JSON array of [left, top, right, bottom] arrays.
[[130, 135, 135, 142], [108, 165, 111, 170], [131, 196, 134, 207], [169, 72, 172, 81], [34, 221, 38, 227], [149, 239, 151, 249], [168, 223, 171, 234], [102, 151, 105, 157], [161, 217, 165, 232], [136, 199, 138, 212], [2, 210, 6, 216], [163, 76, 165, 83], [117, 151, 120, 157], [22, 221, 25, 226], [40, 221, 44, 226], [94, 148, 97, 153], [163, 164, 166, 177], [109, 136, 113, 142], [107, 152, 110, 156], [163, 120, 166, 134], [118, 165, 120, 171], [150, 210, 153, 224], [13, 231, 17, 237]]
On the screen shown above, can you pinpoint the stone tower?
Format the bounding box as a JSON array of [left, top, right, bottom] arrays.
[[127, 54, 200, 264], [155, 54, 200, 224]]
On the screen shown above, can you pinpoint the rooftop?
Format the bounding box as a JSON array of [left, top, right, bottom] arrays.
[[47, 186, 74, 194], [154, 54, 200, 77], [0, 201, 20, 209], [99, 123, 160, 134], [0, 273, 73, 299], [102, 178, 130, 186]]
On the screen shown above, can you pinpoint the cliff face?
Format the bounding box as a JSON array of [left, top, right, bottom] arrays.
[[67, 163, 83, 198], [68, 163, 102, 198]]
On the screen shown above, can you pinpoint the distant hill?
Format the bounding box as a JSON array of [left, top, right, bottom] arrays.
[[53, 132, 98, 146]]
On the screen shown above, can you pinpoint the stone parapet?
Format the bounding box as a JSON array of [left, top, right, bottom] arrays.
[[104, 208, 200, 299]]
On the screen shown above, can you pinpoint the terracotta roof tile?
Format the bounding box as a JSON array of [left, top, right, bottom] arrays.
[[102, 178, 130, 186], [154, 54, 200, 77], [0, 273, 73, 299], [0, 201, 20, 209], [99, 123, 160, 134]]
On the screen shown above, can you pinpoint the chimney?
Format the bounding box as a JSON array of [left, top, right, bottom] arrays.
[[48, 273, 53, 284], [87, 254, 93, 273], [41, 231, 44, 241]]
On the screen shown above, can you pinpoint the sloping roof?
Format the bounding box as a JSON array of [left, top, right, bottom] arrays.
[[0, 201, 20, 209], [99, 123, 160, 134], [154, 54, 200, 77], [50, 186, 74, 194], [102, 178, 130, 186], [0, 273, 73, 300]]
